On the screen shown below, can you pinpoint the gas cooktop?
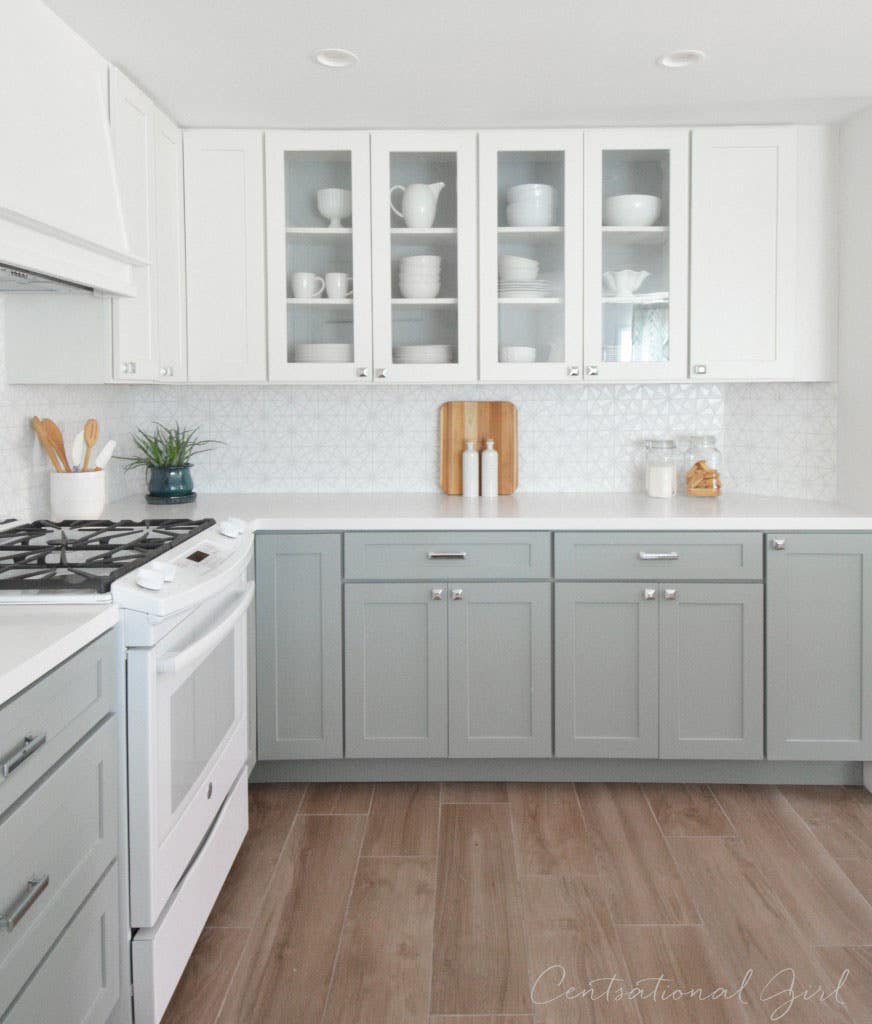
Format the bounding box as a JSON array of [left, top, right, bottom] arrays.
[[0, 519, 215, 596]]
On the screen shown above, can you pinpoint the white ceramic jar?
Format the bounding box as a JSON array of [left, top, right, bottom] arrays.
[[50, 471, 106, 520]]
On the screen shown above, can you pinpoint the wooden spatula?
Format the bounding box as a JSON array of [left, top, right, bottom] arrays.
[[42, 418, 72, 472], [31, 416, 63, 473], [81, 418, 99, 471]]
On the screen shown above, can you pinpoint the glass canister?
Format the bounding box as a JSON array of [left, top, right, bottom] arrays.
[[643, 439, 678, 498], [685, 435, 722, 497]]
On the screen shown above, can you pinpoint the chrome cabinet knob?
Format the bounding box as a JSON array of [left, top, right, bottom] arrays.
[[771, 538, 786, 550], [567, 365, 580, 377], [376, 368, 388, 379], [693, 364, 707, 375], [129, 361, 137, 374], [643, 588, 657, 601], [451, 589, 464, 601], [663, 588, 678, 601], [357, 366, 369, 378], [431, 588, 444, 601], [585, 364, 599, 377], [159, 367, 168, 376]]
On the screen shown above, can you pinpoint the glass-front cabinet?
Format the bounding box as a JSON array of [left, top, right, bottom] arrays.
[[371, 131, 477, 382], [583, 129, 689, 381], [265, 131, 372, 382], [479, 131, 583, 381]]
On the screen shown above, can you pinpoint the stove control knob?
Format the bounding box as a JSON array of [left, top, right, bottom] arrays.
[[219, 518, 245, 539], [151, 560, 176, 582], [136, 567, 165, 591]]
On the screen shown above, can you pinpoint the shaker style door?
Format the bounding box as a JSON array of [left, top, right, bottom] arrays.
[[371, 131, 478, 382], [583, 129, 689, 382], [265, 131, 373, 382], [478, 130, 584, 381]]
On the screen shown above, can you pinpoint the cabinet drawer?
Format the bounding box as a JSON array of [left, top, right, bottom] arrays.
[[0, 718, 118, 1015], [554, 532, 763, 581], [0, 629, 116, 818], [344, 531, 551, 580], [3, 866, 119, 1024]]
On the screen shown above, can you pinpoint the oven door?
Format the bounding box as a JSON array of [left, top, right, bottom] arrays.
[[127, 579, 253, 927]]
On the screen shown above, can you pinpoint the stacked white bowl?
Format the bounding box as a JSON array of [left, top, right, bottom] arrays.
[[506, 183, 557, 227], [499, 254, 539, 283], [399, 254, 441, 299]]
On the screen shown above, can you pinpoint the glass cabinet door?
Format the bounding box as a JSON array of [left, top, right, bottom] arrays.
[[371, 131, 477, 382], [265, 131, 372, 382], [583, 129, 689, 381], [479, 131, 583, 381]]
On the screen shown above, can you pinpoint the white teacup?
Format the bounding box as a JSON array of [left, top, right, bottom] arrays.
[[292, 272, 325, 299], [325, 272, 353, 299]]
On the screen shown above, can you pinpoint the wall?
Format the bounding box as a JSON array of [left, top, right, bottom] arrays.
[[838, 105, 872, 510]]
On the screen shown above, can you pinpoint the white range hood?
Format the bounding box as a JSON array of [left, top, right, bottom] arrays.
[[0, 3, 138, 296]]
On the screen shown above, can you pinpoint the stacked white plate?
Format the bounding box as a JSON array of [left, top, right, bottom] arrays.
[[393, 344, 455, 363], [295, 343, 353, 363], [499, 279, 553, 299], [399, 254, 441, 299]]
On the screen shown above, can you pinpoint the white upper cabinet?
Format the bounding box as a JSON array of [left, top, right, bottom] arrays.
[[478, 131, 584, 382], [371, 131, 478, 383], [690, 126, 836, 381], [184, 130, 267, 382], [583, 129, 690, 382], [265, 131, 372, 382], [152, 109, 187, 381]]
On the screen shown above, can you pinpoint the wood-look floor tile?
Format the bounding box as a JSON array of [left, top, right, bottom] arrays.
[[217, 813, 366, 1024], [669, 837, 850, 1023], [814, 946, 872, 1024], [440, 782, 509, 803], [208, 783, 306, 927], [300, 782, 374, 814], [362, 782, 440, 857], [713, 785, 872, 946], [507, 782, 597, 876], [643, 784, 735, 838], [430, 1018, 533, 1023], [616, 925, 750, 1023], [838, 858, 872, 902], [162, 927, 248, 1024], [431, 803, 530, 1016], [576, 784, 699, 926], [523, 875, 641, 1023], [323, 857, 436, 1024], [780, 785, 872, 860]]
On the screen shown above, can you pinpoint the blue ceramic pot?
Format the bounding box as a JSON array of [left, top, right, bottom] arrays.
[[147, 464, 194, 499]]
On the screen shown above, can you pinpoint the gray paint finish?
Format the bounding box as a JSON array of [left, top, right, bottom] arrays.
[[256, 534, 343, 760], [448, 582, 552, 758], [767, 533, 872, 760]]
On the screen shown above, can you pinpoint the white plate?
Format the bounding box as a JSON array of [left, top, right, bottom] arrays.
[[393, 345, 455, 364], [295, 343, 353, 363]]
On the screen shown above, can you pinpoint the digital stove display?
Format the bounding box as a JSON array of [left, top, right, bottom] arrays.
[[186, 550, 209, 563], [0, 519, 216, 594]]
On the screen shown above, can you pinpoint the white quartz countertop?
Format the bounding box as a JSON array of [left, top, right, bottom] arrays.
[[0, 604, 119, 707], [104, 491, 872, 532]]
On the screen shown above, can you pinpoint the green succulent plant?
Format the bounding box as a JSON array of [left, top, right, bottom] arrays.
[[119, 422, 223, 471]]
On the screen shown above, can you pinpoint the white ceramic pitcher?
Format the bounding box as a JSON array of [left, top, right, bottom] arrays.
[[390, 182, 445, 229]]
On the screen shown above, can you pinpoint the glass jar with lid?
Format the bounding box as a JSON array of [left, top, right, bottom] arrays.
[[684, 435, 722, 497], [643, 439, 678, 498]]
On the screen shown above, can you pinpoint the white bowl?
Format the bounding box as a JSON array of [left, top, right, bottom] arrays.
[[393, 344, 455, 363], [499, 258, 539, 282], [499, 346, 538, 363], [507, 183, 556, 203], [400, 254, 441, 266], [603, 194, 661, 227], [506, 202, 555, 227], [316, 188, 352, 227], [399, 280, 441, 299], [295, 342, 353, 363]]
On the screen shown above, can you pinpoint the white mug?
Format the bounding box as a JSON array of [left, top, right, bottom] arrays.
[[292, 272, 325, 299], [325, 272, 353, 299]]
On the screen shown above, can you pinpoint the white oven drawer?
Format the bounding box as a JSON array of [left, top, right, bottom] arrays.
[[132, 770, 248, 1024]]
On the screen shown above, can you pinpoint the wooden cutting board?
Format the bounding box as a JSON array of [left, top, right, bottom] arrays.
[[439, 401, 518, 495]]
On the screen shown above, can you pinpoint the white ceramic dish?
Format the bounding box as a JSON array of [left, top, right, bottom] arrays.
[[506, 201, 555, 227], [499, 346, 537, 363], [295, 343, 353, 363], [499, 255, 539, 282], [393, 344, 455, 363], [399, 280, 441, 299], [316, 188, 352, 228], [507, 183, 556, 203], [603, 194, 661, 227], [400, 254, 441, 266]]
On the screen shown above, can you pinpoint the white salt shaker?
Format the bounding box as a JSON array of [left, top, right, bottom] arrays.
[[643, 439, 678, 498], [462, 441, 479, 497], [481, 438, 499, 498]]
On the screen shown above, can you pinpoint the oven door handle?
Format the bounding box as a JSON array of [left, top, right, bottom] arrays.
[[157, 582, 255, 676]]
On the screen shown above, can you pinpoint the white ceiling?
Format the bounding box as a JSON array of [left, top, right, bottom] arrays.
[[46, 0, 872, 128]]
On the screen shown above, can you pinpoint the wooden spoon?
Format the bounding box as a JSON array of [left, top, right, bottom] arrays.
[[42, 418, 72, 472], [81, 418, 99, 471], [31, 416, 63, 473]]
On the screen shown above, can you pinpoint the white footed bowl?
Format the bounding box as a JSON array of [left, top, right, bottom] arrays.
[[603, 194, 661, 227]]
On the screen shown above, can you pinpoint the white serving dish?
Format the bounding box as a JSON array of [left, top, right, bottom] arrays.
[[393, 344, 455, 363], [499, 346, 537, 363], [603, 194, 661, 227], [316, 188, 352, 228], [295, 342, 353, 363]]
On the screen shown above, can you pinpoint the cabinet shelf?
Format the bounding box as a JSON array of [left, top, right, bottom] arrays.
[[497, 226, 564, 239], [287, 297, 353, 305], [391, 227, 457, 237], [285, 226, 352, 236], [391, 297, 458, 305], [602, 294, 669, 305], [498, 297, 563, 305], [602, 226, 669, 246]]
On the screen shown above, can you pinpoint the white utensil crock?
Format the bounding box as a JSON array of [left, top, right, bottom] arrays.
[[50, 471, 106, 520]]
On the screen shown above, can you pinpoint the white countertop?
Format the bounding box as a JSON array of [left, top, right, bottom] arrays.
[[0, 604, 119, 707], [104, 490, 872, 532]]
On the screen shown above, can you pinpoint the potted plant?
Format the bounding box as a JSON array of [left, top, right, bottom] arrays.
[[120, 423, 223, 504]]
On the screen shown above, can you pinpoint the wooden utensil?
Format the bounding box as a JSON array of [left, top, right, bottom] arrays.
[[42, 418, 72, 472], [31, 416, 63, 473], [440, 401, 518, 495], [81, 418, 99, 471]]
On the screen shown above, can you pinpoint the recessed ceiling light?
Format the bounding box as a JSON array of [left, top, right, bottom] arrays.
[[313, 48, 359, 69], [656, 49, 707, 69]]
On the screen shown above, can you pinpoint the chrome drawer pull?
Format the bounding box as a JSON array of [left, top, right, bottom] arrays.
[[638, 552, 679, 561], [1, 733, 46, 779], [427, 552, 467, 560], [1, 875, 49, 931]]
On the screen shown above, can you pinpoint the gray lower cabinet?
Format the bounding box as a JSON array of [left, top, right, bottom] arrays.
[[555, 583, 660, 758], [256, 534, 343, 759], [448, 582, 552, 758], [345, 583, 448, 757], [767, 533, 872, 760]]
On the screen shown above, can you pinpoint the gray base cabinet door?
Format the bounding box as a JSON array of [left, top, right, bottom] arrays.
[[767, 533, 872, 760], [256, 534, 343, 759], [555, 583, 659, 757], [345, 583, 448, 757], [448, 582, 552, 758], [659, 583, 764, 759]]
